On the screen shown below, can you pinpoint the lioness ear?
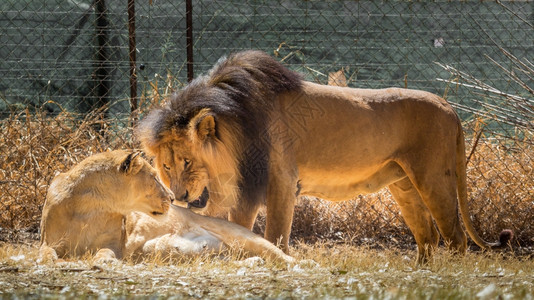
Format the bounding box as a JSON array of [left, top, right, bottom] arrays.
[[196, 114, 216, 141], [119, 151, 143, 175]]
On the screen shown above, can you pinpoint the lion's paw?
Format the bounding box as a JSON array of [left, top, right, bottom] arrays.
[[291, 259, 319, 272], [93, 248, 119, 265], [235, 256, 265, 268], [37, 245, 58, 265]]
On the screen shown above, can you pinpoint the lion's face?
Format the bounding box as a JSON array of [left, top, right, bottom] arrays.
[[119, 152, 174, 216], [154, 139, 211, 211], [144, 109, 241, 215]]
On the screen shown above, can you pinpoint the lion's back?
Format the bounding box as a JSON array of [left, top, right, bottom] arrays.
[[39, 150, 131, 255]]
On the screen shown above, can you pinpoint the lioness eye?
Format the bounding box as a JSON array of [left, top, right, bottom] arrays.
[[184, 159, 191, 168], [163, 164, 170, 171]]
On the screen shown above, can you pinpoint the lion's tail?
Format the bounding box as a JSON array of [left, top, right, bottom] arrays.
[[456, 123, 513, 250]]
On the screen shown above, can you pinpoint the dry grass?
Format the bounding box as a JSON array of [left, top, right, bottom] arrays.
[[0, 242, 532, 298], [466, 130, 534, 248], [0, 108, 134, 231]]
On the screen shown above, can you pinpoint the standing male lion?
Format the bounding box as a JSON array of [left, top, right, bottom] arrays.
[[137, 50, 511, 263]]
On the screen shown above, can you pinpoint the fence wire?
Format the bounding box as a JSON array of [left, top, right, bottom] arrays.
[[0, 0, 532, 247]]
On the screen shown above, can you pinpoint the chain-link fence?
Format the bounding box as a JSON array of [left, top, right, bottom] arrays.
[[1, 0, 532, 247]]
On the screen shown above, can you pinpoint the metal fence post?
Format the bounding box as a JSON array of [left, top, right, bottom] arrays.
[[128, 0, 138, 124], [94, 0, 110, 116], [186, 0, 193, 82]]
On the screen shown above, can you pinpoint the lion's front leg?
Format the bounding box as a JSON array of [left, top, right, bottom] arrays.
[[265, 165, 299, 254], [228, 201, 261, 231]]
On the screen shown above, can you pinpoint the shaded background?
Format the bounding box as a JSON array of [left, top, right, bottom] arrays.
[[1, 1, 531, 120]]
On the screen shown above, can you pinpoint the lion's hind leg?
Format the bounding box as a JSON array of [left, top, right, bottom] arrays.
[[417, 179, 467, 255], [195, 214, 295, 263], [142, 232, 222, 257], [389, 177, 439, 264], [402, 162, 468, 257]]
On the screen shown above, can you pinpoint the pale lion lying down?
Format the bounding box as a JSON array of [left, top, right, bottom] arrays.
[[39, 150, 293, 264]]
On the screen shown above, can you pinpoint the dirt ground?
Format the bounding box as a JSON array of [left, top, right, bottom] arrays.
[[1, 229, 533, 299]]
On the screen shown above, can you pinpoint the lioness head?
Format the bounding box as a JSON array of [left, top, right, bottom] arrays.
[[137, 107, 241, 215], [117, 151, 174, 216]]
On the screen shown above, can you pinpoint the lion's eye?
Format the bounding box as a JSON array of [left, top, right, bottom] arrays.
[[184, 159, 191, 168], [163, 164, 171, 171]]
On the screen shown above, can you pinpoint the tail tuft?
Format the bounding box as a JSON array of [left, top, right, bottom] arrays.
[[498, 229, 514, 247]]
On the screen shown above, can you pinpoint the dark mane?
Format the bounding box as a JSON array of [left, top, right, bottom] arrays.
[[171, 50, 302, 131], [137, 50, 302, 144], [137, 50, 303, 205], [209, 50, 302, 100]]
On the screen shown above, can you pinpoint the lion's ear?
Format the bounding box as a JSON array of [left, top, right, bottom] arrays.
[[196, 114, 216, 141], [119, 151, 143, 175]]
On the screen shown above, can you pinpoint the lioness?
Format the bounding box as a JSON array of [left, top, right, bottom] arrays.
[[136, 50, 511, 263], [39, 150, 293, 263], [39, 150, 173, 262]]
